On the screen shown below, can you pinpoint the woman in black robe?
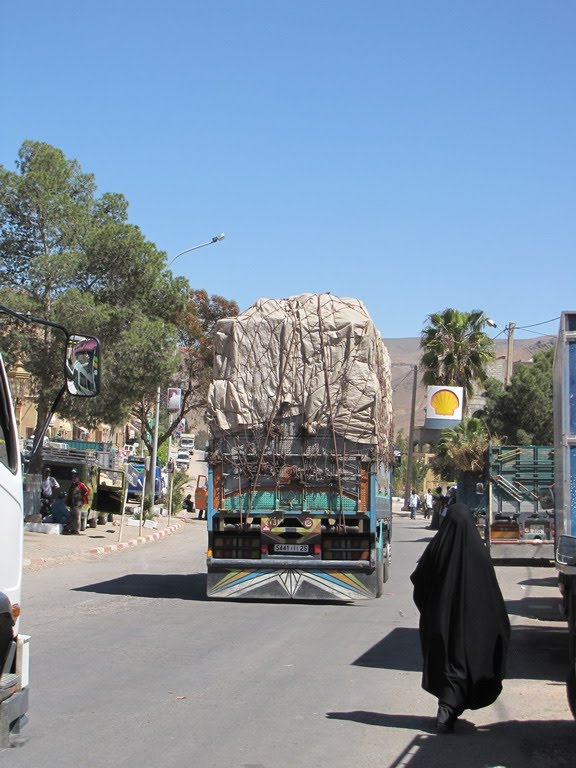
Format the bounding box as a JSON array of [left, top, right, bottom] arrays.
[[410, 503, 510, 732]]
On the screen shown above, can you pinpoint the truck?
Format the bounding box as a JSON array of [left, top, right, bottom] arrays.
[[483, 444, 555, 560], [179, 433, 195, 455], [205, 293, 393, 601], [553, 310, 576, 717], [0, 303, 100, 746]]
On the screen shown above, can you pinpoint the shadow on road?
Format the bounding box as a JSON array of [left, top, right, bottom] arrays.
[[73, 572, 209, 601], [352, 622, 568, 682], [353, 627, 422, 672], [326, 712, 575, 768]]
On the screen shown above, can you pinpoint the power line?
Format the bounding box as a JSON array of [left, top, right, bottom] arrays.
[[515, 317, 560, 331]]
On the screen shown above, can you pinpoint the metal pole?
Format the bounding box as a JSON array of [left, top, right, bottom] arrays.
[[404, 364, 418, 510], [167, 413, 174, 525], [148, 386, 161, 508], [505, 322, 515, 385]]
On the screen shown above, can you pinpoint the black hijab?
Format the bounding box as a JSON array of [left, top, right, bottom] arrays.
[[410, 503, 510, 713]]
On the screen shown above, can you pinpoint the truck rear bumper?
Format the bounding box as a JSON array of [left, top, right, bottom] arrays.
[[207, 557, 375, 570], [489, 541, 554, 560]]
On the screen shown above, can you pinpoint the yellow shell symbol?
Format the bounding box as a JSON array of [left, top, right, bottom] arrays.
[[430, 388, 460, 416]]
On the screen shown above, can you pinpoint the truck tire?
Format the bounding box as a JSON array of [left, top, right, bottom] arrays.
[[383, 542, 391, 584], [375, 562, 384, 598], [568, 665, 576, 720], [568, 587, 576, 719]]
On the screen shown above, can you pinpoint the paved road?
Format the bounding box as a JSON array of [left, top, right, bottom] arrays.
[[4, 516, 574, 767]]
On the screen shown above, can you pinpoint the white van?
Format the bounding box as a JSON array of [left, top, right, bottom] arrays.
[[179, 434, 195, 455]]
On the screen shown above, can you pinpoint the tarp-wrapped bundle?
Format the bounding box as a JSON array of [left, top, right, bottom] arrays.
[[207, 293, 392, 461]]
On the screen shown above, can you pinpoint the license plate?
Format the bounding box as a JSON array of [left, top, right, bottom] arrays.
[[273, 544, 309, 554]]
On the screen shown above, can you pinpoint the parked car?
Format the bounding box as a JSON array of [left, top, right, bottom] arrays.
[[176, 450, 191, 470]]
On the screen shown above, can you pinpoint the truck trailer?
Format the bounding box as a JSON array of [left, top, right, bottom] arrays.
[[205, 293, 393, 601], [553, 310, 576, 717]]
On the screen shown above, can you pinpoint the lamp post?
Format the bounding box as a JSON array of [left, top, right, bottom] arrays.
[[147, 235, 225, 506], [167, 234, 225, 267], [392, 362, 418, 510]]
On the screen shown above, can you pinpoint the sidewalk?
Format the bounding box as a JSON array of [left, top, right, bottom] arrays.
[[23, 509, 203, 571]]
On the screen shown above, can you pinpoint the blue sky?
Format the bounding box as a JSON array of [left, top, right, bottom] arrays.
[[2, 1, 574, 341]]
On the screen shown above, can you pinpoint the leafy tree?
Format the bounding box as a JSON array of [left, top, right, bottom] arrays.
[[482, 348, 554, 445], [0, 141, 186, 454], [0, 141, 240, 494], [420, 308, 495, 409], [130, 289, 240, 459]]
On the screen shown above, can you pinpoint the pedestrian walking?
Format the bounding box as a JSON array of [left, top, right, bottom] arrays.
[[410, 503, 510, 733], [428, 486, 445, 530], [440, 485, 457, 526], [423, 489, 433, 519], [409, 489, 420, 520]]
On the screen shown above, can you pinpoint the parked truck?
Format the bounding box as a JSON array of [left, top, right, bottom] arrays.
[[553, 310, 576, 717], [205, 293, 393, 601], [0, 303, 100, 746], [483, 444, 555, 560]]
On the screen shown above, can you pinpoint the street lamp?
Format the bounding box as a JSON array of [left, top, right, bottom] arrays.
[[167, 234, 225, 267], [392, 362, 418, 510]]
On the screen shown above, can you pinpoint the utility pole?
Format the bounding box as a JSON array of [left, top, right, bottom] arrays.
[[404, 364, 418, 510], [505, 322, 515, 385], [148, 386, 161, 508], [392, 361, 419, 510]]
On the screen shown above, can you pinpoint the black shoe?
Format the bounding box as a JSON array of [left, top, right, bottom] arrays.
[[436, 705, 456, 734]]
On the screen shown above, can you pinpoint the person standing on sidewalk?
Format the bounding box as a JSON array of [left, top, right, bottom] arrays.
[[428, 486, 445, 530], [423, 489, 433, 520], [409, 489, 420, 520], [64, 469, 90, 534]]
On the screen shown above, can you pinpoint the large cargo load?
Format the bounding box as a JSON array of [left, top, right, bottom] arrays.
[[205, 293, 393, 601]]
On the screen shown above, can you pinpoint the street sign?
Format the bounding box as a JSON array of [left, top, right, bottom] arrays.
[[167, 387, 182, 412]]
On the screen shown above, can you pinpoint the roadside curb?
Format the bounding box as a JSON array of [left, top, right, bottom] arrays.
[[23, 522, 184, 569]]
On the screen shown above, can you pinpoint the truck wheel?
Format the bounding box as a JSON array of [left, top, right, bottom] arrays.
[[568, 665, 576, 719], [375, 561, 384, 598], [568, 588, 576, 719], [383, 542, 391, 584]]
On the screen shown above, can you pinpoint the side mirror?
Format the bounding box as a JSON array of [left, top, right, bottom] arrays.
[[65, 335, 101, 397]]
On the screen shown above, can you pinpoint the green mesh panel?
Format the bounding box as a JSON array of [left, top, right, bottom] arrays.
[[222, 490, 358, 512]]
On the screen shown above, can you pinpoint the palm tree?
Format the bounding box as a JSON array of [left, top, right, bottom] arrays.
[[420, 308, 495, 410], [436, 417, 490, 473]]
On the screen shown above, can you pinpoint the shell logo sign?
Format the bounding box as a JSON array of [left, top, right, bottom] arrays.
[[425, 386, 463, 429]]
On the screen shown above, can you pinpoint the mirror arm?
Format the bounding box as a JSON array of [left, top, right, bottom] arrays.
[[28, 384, 67, 468], [0, 303, 70, 338]]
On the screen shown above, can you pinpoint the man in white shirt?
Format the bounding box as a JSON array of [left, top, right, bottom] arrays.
[[41, 467, 59, 501], [423, 489, 433, 519], [409, 490, 420, 520]]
